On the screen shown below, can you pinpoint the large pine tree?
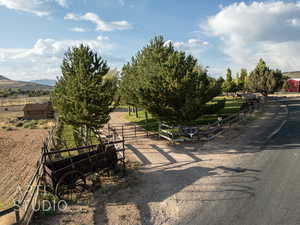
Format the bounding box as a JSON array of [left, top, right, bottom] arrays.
[[52, 44, 117, 145], [121, 36, 222, 125], [247, 59, 278, 96]]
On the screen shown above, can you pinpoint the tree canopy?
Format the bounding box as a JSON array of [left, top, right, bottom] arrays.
[[222, 68, 237, 94], [52, 44, 117, 145], [247, 59, 282, 96], [120, 36, 223, 125]]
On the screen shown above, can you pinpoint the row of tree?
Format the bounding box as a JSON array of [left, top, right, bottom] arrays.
[[51, 36, 287, 146], [0, 88, 51, 98], [221, 60, 287, 96]]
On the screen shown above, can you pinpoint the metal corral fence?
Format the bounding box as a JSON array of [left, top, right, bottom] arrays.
[[159, 100, 264, 143], [104, 122, 158, 141]]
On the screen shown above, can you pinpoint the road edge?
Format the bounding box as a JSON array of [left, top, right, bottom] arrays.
[[260, 103, 289, 149]]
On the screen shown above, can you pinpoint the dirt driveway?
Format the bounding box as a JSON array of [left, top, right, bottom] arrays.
[[32, 101, 287, 225]]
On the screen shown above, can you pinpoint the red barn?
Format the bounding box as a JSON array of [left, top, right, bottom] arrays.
[[283, 71, 300, 92], [288, 79, 300, 92]]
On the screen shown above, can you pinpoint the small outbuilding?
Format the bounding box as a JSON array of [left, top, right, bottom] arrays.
[[283, 71, 300, 92], [23, 102, 55, 120]]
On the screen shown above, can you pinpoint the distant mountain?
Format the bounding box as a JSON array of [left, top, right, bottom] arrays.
[[0, 75, 52, 91], [30, 79, 56, 86], [0, 75, 9, 80]]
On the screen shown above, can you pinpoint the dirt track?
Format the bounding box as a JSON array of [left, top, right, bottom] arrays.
[[30, 102, 287, 225], [0, 129, 47, 207]]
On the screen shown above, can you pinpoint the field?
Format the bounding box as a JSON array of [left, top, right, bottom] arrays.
[[0, 97, 53, 211], [0, 129, 48, 210], [0, 96, 50, 107], [124, 96, 244, 131]]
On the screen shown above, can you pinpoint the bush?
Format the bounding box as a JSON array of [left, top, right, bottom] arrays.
[[15, 122, 23, 127], [205, 99, 226, 114], [23, 121, 37, 129], [5, 127, 14, 131]]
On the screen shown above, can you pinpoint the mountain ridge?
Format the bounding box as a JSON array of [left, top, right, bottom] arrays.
[[0, 75, 53, 90]]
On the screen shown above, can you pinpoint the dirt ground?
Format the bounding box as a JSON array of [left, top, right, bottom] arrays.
[[0, 129, 48, 207], [29, 101, 286, 225]]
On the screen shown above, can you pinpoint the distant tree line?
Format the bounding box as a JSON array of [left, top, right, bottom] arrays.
[[220, 59, 287, 96], [0, 88, 51, 98]]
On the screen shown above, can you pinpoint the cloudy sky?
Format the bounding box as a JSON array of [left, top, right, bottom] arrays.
[[1, 0, 300, 81]]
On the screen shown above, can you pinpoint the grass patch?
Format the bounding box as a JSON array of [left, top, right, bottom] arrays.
[[0, 201, 12, 210], [124, 96, 244, 129], [0, 111, 22, 121], [124, 110, 159, 132], [61, 124, 100, 149], [0, 202, 5, 210]]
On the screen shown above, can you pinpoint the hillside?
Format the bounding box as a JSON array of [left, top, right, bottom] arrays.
[[0, 75, 9, 80], [30, 79, 56, 86], [0, 76, 52, 90]]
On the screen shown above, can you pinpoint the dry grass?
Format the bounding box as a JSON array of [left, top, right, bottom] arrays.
[[0, 96, 50, 107]]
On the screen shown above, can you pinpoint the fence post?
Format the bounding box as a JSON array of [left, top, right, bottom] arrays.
[[108, 124, 110, 138], [134, 125, 137, 138], [14, 200, 20, 224], [158, 123, 161, 139]]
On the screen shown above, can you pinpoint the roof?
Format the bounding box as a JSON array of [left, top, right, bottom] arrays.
[[283, 71, 300, 78], [288, 78, 300, 81], [23, 102, 53, 112]]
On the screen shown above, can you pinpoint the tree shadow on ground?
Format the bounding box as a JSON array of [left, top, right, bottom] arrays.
[[92, 163, 260, 225]]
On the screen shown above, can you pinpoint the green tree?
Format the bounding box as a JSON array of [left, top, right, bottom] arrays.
[[273, 69, 283, 91], [239, 68, 248, 91], [282, 79, 289, 91], [222, 68, 237, 94], [234, 73, 243, 92], [52, 44, 117, 146], [121, 36, 222, 125], [247, 59, 277, 96]]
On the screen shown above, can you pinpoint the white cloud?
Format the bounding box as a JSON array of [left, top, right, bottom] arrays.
[[165, 39, 209, 57], [0, 36, 124, 80], [0, 0, 69, 16], [118, 0, 125, 7], [205, 1, 300, 72], [55, 0, 67, 8], [71, 27, 87, 32], [64, 12, 132, 31], [0, 0, 50, 16]]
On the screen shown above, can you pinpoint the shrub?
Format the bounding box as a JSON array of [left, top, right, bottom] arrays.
[[15, 122, 23, 127], [23, 121, 37, 129]]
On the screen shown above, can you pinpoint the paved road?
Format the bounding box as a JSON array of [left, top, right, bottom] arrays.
[[179, 98, 300, 225]]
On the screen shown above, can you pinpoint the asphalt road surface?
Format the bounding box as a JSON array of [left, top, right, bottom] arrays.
[[179, 98, 300, 225]]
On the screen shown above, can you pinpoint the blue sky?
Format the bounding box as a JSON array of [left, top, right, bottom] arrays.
[[1, 0, 300, 81]]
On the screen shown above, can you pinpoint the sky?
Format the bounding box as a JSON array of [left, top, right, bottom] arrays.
[[1, 0, 300, 81]]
